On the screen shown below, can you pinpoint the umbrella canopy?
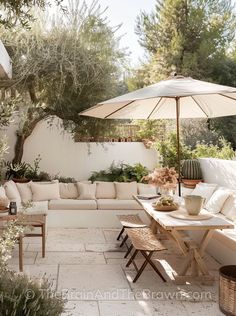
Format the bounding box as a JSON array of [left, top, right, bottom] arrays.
[[80, 75, 236, 196], [80, 76, 236, 119]]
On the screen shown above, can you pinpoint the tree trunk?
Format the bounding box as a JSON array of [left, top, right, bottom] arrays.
[[12, 115, 47, 164]]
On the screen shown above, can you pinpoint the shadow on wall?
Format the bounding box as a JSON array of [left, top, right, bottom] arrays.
[[199, 158, 236, 189]]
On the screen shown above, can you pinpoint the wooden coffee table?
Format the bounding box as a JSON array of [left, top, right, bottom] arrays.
[[0, 213, 46, 271]]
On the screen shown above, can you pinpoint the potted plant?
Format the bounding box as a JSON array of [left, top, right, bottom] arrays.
[[181, 159, 203, 188], [144, 167, 178, 195], [5, 161, 29, 183]]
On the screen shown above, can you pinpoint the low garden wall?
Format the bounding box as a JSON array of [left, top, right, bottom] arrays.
[[2, 117, 158, 180], [199, 158, 236, 189]]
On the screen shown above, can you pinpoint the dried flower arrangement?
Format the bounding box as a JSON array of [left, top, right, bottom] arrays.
[[144, 167, 178, 189]]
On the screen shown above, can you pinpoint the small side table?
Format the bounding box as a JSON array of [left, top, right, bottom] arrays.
[[0, 213, 47, 271]]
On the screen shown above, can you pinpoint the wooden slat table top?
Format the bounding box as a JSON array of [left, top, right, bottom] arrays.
[[134, 196, 234, 231], [0, 213, 46, 225]]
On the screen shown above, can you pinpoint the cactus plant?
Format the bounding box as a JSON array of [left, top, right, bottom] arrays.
[[181, 159, 203, 188]]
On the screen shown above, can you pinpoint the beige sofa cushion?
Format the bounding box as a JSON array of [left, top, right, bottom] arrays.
[[0, 186, 7, 199], [97, 199, 142, 210], [115, 182, 138, 200], [31, 182, 60, 201], [77, 183, 96, 200], [4, 180, 21, 206], [19, 201, 48, 214], [138, 183, 156, 195], [59, 183, 78, 199], [16, 181, 33, 203], [49, 199, 97, 210], [190, 183, 216, 203], [205, 188, 231, 214], [95, 181, 116, 199]]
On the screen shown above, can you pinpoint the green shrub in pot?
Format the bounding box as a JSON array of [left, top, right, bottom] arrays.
[[181, 159, 203, 188]]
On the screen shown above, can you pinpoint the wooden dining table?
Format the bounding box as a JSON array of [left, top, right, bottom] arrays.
[[134, 196, 234, 285]]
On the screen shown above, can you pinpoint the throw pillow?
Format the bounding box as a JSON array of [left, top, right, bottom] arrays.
[[4, 180, 21, 204], [95, 181, 116, 199], [190, 183, 217, 203], [59, 183, 78, 199], [225, 206, 236, 222], [31, 182, 60, 201], [205, 188, 231, 214], [115, 182, 138, 200], [0, 186, 7, 199], [138, 183, 156, 195], [77, 183, 96, 200], [16, 181, 33, 203]]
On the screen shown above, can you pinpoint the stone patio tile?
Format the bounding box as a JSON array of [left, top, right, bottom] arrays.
[[104, 251, 127, 259], [8, 251, 37, 265], [62, 301, 99, 316], [85, 243, 126, 253], [35, 252, 105, 265], [182, 301, 224, 315], [58, 264, 133, 301], [103, 229, 120, 243], [27, 242, 85, 252], [99, 300, 187, 316], [24, 237, 44, 244], [47, 228, 106, 243], [125, 270, 206, 302], [106, 258, 153, 271]]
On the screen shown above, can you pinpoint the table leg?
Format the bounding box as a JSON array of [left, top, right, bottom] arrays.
[[42, 223, 46, 258], [19, 235, 23, 272]]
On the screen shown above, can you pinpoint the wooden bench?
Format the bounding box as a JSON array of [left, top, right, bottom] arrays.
[[125, 227, 167, 283], [116, 214, 147, 247]]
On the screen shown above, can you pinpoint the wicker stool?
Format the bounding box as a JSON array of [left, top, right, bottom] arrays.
[[116, 214, 147, 247], [125, 227, 167, 283]]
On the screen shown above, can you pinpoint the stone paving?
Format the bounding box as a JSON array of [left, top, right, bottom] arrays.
[[9, 228, 224, 316]]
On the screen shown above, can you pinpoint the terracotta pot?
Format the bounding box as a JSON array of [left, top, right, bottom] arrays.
[[12, 178, 30, 183], [182, 179, 203, 189]]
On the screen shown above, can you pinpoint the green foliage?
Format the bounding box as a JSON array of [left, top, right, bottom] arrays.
[[5, 161, 29, 179], [135, 0, 236, 83], [0, 0, 62, 28], [1, 0, 126, 162], [89, 162, 149, 183], [210, 116, 236, 149], [0, 221, 24, 270], [133, 120, 165, 141], [0, 270, 65, 315], [54, 176, 76, 183], [193, 138, 235, 160], [181, 119, 220, 149], [155, 132, 193, 169]]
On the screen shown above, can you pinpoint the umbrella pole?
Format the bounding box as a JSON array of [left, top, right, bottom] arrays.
[[176, 97, 181, 196]]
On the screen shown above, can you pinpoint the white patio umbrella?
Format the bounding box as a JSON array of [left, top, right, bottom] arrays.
[[80, 75, 236, 195]]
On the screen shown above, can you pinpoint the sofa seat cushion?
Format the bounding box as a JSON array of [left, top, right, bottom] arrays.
[[49, 199, 97, 210], [19, 201, 49, 215], [97, 199, 142, 210]]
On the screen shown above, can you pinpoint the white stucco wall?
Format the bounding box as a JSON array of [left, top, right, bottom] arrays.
[[0, 40, 12, 79], [15, 118, 157, 180], [199, 158, 236, 189]]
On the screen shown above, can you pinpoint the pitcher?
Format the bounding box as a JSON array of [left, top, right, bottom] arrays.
[[184, 195, 205, 215]]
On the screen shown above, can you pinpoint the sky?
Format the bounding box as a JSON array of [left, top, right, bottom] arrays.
[[86, 0, 157, 66]]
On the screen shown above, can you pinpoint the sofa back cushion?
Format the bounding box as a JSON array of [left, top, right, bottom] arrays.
[[77, 183, 96, 200], [3, 180, 21, 205], [190, 182, 217, 203], [95, 181, 116, 199], [205, 188, 231, 214], [221, 191, 236, 222], [16, 181, 33, 203], [31, 181, 60, 201], [138, 183, 156, 195], [59, 183, 78, 199], [0, 186, 7, 199], [115, 182, 138, 200]]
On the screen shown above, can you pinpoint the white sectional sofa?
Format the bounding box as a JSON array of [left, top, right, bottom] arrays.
[[185, 182, 236, 265], [1, 180, 152, 228]]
